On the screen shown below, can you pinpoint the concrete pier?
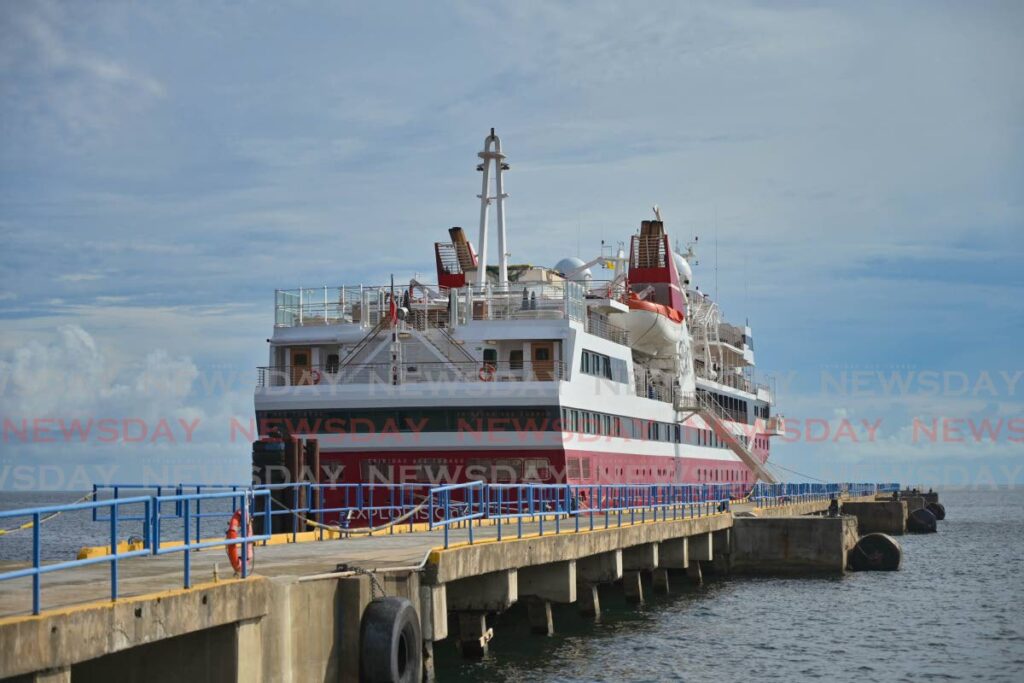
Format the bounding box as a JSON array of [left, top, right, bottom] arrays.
[[0, 492, 885, 681], [730, 516, 859, 574], [842, 501, 907, 534]]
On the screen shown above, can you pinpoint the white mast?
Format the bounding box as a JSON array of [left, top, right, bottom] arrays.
[[476, 128, 510, 288]]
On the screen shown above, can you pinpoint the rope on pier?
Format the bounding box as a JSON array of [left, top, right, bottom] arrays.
[[0, 492, 94, 536], [268, 494, 434, 537]]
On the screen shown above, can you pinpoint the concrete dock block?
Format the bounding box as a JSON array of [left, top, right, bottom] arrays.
[[842, 501, 907, 535], [577, 550, 623, 584], [446, 570, 518, 612], [419, 584, 448, 642], [235, 617, 263, 683], [658, 537, 688, 569], [689, 532, 713, 562], [622, 543, 659, 571], [730, 516, 859, 574], [519, 560, 577, 604], [685, 562, 703, 584]]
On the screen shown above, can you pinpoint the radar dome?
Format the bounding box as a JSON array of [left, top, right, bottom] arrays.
[[673, 252, 693, 285], [553, 256, 591, 280]]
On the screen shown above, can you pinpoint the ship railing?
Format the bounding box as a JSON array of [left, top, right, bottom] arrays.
[[634, 367, 675, 403], [585, 311, 630, 346], [466, 281, 586, 323], [257, 360, 567, 387], [273, 282, 589, 328]]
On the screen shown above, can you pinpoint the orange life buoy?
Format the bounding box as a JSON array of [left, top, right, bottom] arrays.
[[310, 369, 322, 385], [225, 509, 255, 575], [478, 364, 495, 382]]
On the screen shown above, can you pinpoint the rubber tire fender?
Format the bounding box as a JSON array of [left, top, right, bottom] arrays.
[[360, 596, 422, 683], [907, 507, 937, 533], [926, 501, 946, 521]]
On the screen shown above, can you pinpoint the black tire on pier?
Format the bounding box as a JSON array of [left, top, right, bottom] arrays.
[[360, 596, 423, 683], [907, 507, 938, 533], [849, 532, 902, 571], [926, 501, 946, 521]]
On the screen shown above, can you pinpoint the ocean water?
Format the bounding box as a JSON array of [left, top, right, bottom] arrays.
[[433, 489, 1024, 682], [1, 489, 1021, 681], [0, 490, 238, 562]]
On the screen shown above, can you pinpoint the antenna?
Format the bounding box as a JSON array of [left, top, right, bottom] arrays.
[[475, 128, 510, 288], [714, 204, 719, 301]]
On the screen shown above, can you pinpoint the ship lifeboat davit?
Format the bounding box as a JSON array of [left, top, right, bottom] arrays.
[[617, 294, 684, 356]]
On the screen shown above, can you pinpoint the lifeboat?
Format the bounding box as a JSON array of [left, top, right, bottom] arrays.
[[616, 293, 684, 357]]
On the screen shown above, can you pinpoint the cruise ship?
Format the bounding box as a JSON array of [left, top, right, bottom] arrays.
[[252, 129, 784, 503]]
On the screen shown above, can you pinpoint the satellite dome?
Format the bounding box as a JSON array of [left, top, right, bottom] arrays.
[[673, 252, 693, 285], [553, 256, 591, 280]]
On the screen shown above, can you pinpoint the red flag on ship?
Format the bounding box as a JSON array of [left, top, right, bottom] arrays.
[[389, 275, 397, 325]]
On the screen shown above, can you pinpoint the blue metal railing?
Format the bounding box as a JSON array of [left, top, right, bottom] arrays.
[[428, 481, 486, 547], [1, 480, 902, 614], [151, 490, 271, 588], [0, 496, 152, 615], [750, 482, 898, 507]]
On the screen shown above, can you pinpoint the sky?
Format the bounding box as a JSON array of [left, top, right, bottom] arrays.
[[0, 1, 1021, 490]]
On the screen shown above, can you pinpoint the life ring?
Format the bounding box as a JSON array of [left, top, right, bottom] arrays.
[[360, 597, 422, 683], [310, 369, 322, 385], [225, 509, 255, 575], [478, 364, 495, 382]]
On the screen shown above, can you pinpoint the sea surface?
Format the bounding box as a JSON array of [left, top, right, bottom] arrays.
[[1, 488, 1022, 681], [433, 488, 1024, 682]]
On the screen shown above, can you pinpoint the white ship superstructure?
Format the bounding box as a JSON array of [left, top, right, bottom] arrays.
[[253, 130, 783, 505]]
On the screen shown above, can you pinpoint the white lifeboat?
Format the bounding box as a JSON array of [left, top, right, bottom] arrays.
[[615, 293, 684, 357]]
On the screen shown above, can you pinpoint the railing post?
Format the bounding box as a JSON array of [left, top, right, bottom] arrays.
[[468, 486, 474, 545], [496, 488, 503, 542], [32, 512, 41, 615], [183, 499, 191, 589], [110, 503, 119, 603], [443, 493, 450, 549], [241, 495, 249, 579]]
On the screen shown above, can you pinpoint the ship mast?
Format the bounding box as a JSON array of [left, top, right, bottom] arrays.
[[475, 128, 510, 288]]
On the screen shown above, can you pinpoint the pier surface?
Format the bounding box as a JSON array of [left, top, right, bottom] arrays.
[[1, 493, 891, 682]]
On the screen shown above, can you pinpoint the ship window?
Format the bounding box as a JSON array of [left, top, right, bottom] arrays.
[[483, 348, 497, 364], [581, 349, 623, 382], [510, 350, 524, 370], [567, 458, 581, 479], [325, 354, 339, 374]]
